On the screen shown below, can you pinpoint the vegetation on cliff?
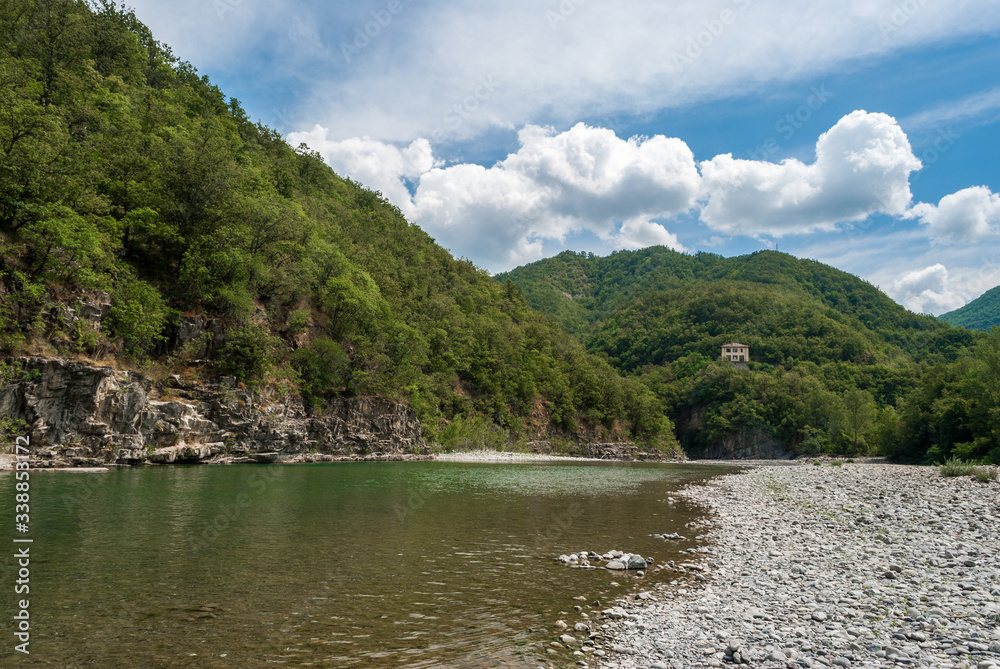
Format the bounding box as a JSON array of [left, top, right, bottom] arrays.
[[499, 249, 1000, 464], [0, 0, 678, 453]]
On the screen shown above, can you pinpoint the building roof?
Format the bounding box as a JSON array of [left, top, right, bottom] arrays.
[[723, 342, 748, 347]]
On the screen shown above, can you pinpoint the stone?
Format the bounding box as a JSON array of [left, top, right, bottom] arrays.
[[0, 357, 427, 465], [625, 554, 648, 570], [606, 560, 626, 571]]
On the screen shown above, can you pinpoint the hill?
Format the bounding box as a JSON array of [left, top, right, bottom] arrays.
[[0, 0, 677, 456], [939, 285, 1000, 331], [499, 248, 999, 463]]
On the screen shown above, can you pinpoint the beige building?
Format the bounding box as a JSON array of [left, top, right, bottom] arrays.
[[722, 342, 749, 363]]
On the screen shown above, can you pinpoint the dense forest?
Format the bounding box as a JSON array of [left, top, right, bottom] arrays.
[[499, 249, 1000, 464], [940, 285, 1000, 331], [0, 0, 680, 454]]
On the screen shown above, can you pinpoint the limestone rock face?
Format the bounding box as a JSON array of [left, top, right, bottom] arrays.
[[1, 357, 426, 466]]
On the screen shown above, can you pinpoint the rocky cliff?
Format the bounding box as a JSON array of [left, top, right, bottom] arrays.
[[0, 357, 426, 467]]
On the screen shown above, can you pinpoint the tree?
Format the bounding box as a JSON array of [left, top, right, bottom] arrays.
[[842, 388, 876, 454]]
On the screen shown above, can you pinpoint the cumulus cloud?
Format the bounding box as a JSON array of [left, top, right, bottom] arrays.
[[910, 186, 1000, 244], [613, 217, 688, 252], [890, 263, 966, 315], [293, 122, 700, 270], [288, 128, 436, 210], [698, 111, 921, 236]]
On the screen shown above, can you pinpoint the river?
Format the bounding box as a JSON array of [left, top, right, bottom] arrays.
[[0, 460, 734, 667]]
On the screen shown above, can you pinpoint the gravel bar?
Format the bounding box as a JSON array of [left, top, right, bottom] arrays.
[[591, 463, 1000, 669]]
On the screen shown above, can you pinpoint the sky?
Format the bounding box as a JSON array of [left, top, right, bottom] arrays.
[[125, 0, 1000, 315]]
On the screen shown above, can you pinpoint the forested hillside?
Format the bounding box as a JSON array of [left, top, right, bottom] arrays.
[[499, 249, 1000, 463], [940, 285, 1000, 331], [0, 0, 678, 454]]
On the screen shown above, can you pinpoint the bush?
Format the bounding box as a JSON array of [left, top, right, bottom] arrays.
[[219, 324, 276, 382], [973, 466, 997, 483], [829, 459, 843, 466], [438, 414, 507, 452], [940, 457, 976, 477], [106, 275, 168, 357], [292, 338, 348, 407]]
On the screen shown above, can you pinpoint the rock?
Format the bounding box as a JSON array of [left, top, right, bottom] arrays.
[[625, 554, 648, 570], [832, 657, 851, 667], [611, 644, 637, 655], [555, 620, 568, 631], [559, 634, 577, 645], [767, 650, 787, 662], [0, 357, 427, 465], [606, 560, 626, 570], [574, 623, 589, 632]]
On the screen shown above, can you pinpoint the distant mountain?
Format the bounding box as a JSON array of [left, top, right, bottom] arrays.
[[939, 286, 1000, 331], [499, 248, 992, 461]]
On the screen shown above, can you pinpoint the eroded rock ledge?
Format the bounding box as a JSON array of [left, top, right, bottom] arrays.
[[1, 357, 426, 467]]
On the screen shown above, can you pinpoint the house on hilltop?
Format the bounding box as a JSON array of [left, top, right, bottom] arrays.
[[722, 342, 749, 366]]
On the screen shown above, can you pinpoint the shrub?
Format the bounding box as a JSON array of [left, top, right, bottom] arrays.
[[105, 275, 168, 357], [940, 457, 976, 477], [829, 459, 843, 466], [292, 338, 348, 407], [219, 324, 276, 382], [973, 466, 998, 483]]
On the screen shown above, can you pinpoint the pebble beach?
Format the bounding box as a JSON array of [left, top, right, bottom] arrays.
[[589, 462, 1000, 669]]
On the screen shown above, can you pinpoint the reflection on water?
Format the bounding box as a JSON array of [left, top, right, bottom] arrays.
[[0, 461, 733, 667]]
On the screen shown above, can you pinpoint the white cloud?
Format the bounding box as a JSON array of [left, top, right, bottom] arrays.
[[294, 0, 1000, 143], [292, 122, 700, 271], [910, 186, 1000, 244], [901, 87, 1000, 132], [698, 111, 921, 236], [288, 128, 436, 211], [612, 218, 688, 252], [890, 263, 967, 315]]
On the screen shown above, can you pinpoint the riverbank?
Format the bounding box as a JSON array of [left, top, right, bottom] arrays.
[[433, 449, 684, 463], [593, 462, 1000, 669]]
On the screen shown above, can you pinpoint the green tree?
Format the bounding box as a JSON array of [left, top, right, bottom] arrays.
[[842, 388, 876, 454]]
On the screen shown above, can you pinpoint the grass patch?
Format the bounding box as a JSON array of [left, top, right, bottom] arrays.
[[940, 457, 997, 482], [973, 466, 998, 483], [829, 459, 843, 467], [940, 457, 976, 477]]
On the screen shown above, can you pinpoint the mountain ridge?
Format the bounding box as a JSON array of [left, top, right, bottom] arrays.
[[939, 285, 1000, 331], [500, 247, 998, 463]]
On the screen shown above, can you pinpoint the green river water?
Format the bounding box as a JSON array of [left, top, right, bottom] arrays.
[[0, 460, 734, 668]]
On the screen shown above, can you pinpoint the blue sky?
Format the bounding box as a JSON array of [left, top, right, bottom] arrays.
[[126, 0, 1000, 314]]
